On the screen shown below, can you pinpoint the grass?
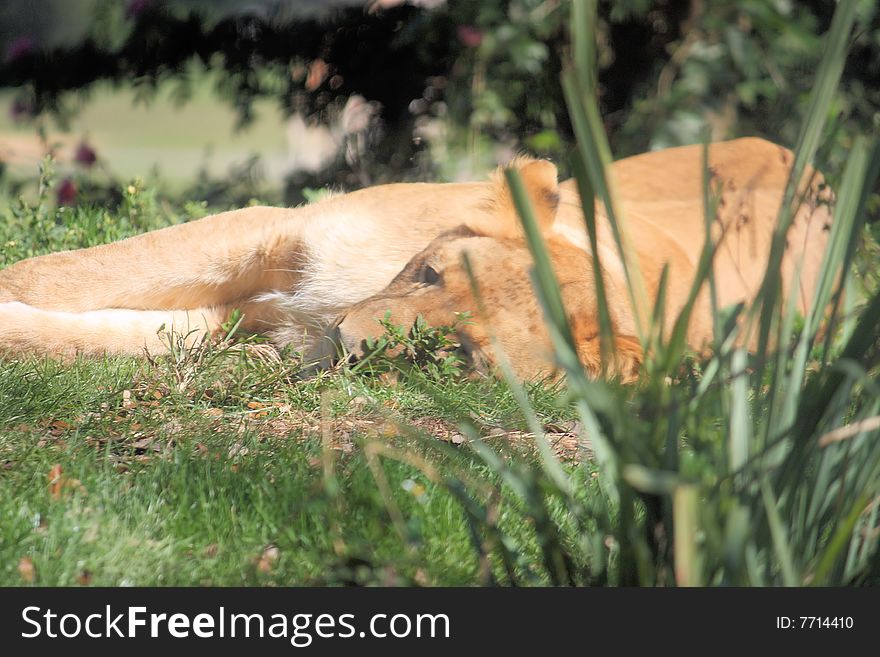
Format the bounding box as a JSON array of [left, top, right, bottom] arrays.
[[494, 0, 880, 586], [0, 339, 592, 587]]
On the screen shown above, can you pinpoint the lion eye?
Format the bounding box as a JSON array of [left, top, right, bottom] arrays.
[[419, 264, 441, 285]]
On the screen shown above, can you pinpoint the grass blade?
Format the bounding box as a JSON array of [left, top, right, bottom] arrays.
[[562, 69, 649, 343], [753, 0, 860, 361], [674, 484, 702, 586], [760, 478, 799, 586], [728, 349, 750, 473]]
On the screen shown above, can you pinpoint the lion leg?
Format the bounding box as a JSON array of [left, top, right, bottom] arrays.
[[0, 302, 232, 358], [0, 206, 303, 313]]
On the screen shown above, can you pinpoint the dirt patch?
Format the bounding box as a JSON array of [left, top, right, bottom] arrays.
[[240, 412, 590, 463]]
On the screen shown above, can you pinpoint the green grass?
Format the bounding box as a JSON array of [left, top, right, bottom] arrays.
[[491, 0, 880, 586], [0, 341, 590, 587]]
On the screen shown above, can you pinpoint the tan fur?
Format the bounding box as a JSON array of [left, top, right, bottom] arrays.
[[0, 138, 833, 379], [337, 138, 833, 379]]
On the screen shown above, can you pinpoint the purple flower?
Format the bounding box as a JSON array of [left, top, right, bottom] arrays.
[[456, 25, 482, 49], [5, 36, 35, 63], [74, 141, 97, 168], [57, 178, 77, 206], [125, 0, 154, 19]]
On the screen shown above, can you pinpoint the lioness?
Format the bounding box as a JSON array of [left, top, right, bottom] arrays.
[[0, 138, 831, 379]]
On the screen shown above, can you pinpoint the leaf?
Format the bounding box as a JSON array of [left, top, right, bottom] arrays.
[[18, 556, 36, 583], [46, 463, 86, 499], [47, 420, 70, 437], [228, 442, 249, 459], [47, 463, 63, 499], [256, 545, 280, 574], [122, 389, 135, 409]]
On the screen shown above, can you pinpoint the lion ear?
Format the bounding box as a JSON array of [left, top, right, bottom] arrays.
[[516, 159, 560, 231], [471, 157, 560, 238]]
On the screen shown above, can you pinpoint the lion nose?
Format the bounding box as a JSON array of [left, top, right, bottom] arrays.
[[297, 318, 347, 377], [327, 314, 344, 338], [325, 322, 343, 352], [327, 316, 366, 361]]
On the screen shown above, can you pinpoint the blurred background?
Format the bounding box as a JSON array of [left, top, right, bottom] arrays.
[[0, 0, 878, 209]]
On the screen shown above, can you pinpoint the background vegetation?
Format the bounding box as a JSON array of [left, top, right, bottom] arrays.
[[2, 0, 879, 201], [1, 0, 879, 586]]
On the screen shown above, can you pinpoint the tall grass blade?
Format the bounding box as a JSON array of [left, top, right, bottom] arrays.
[[570, 0, 597, 93], [728, 349, 750, 473], [760, 478, 799, 585], [848, 498, 880, 581], [468, 439, 576, 585], [815, 139, 880, 358], [503, 169, 622, 504], [460, 252, 574, 497], [562, 72, 648, 342], [674, 484, 702, 586], [811, 494, 870, 586], [753, 0, 860, 361], [701, 137, 722, 349], [504, 169, 577, 358], [777, 287, 880, 490], [571, 151, 616, 370]]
